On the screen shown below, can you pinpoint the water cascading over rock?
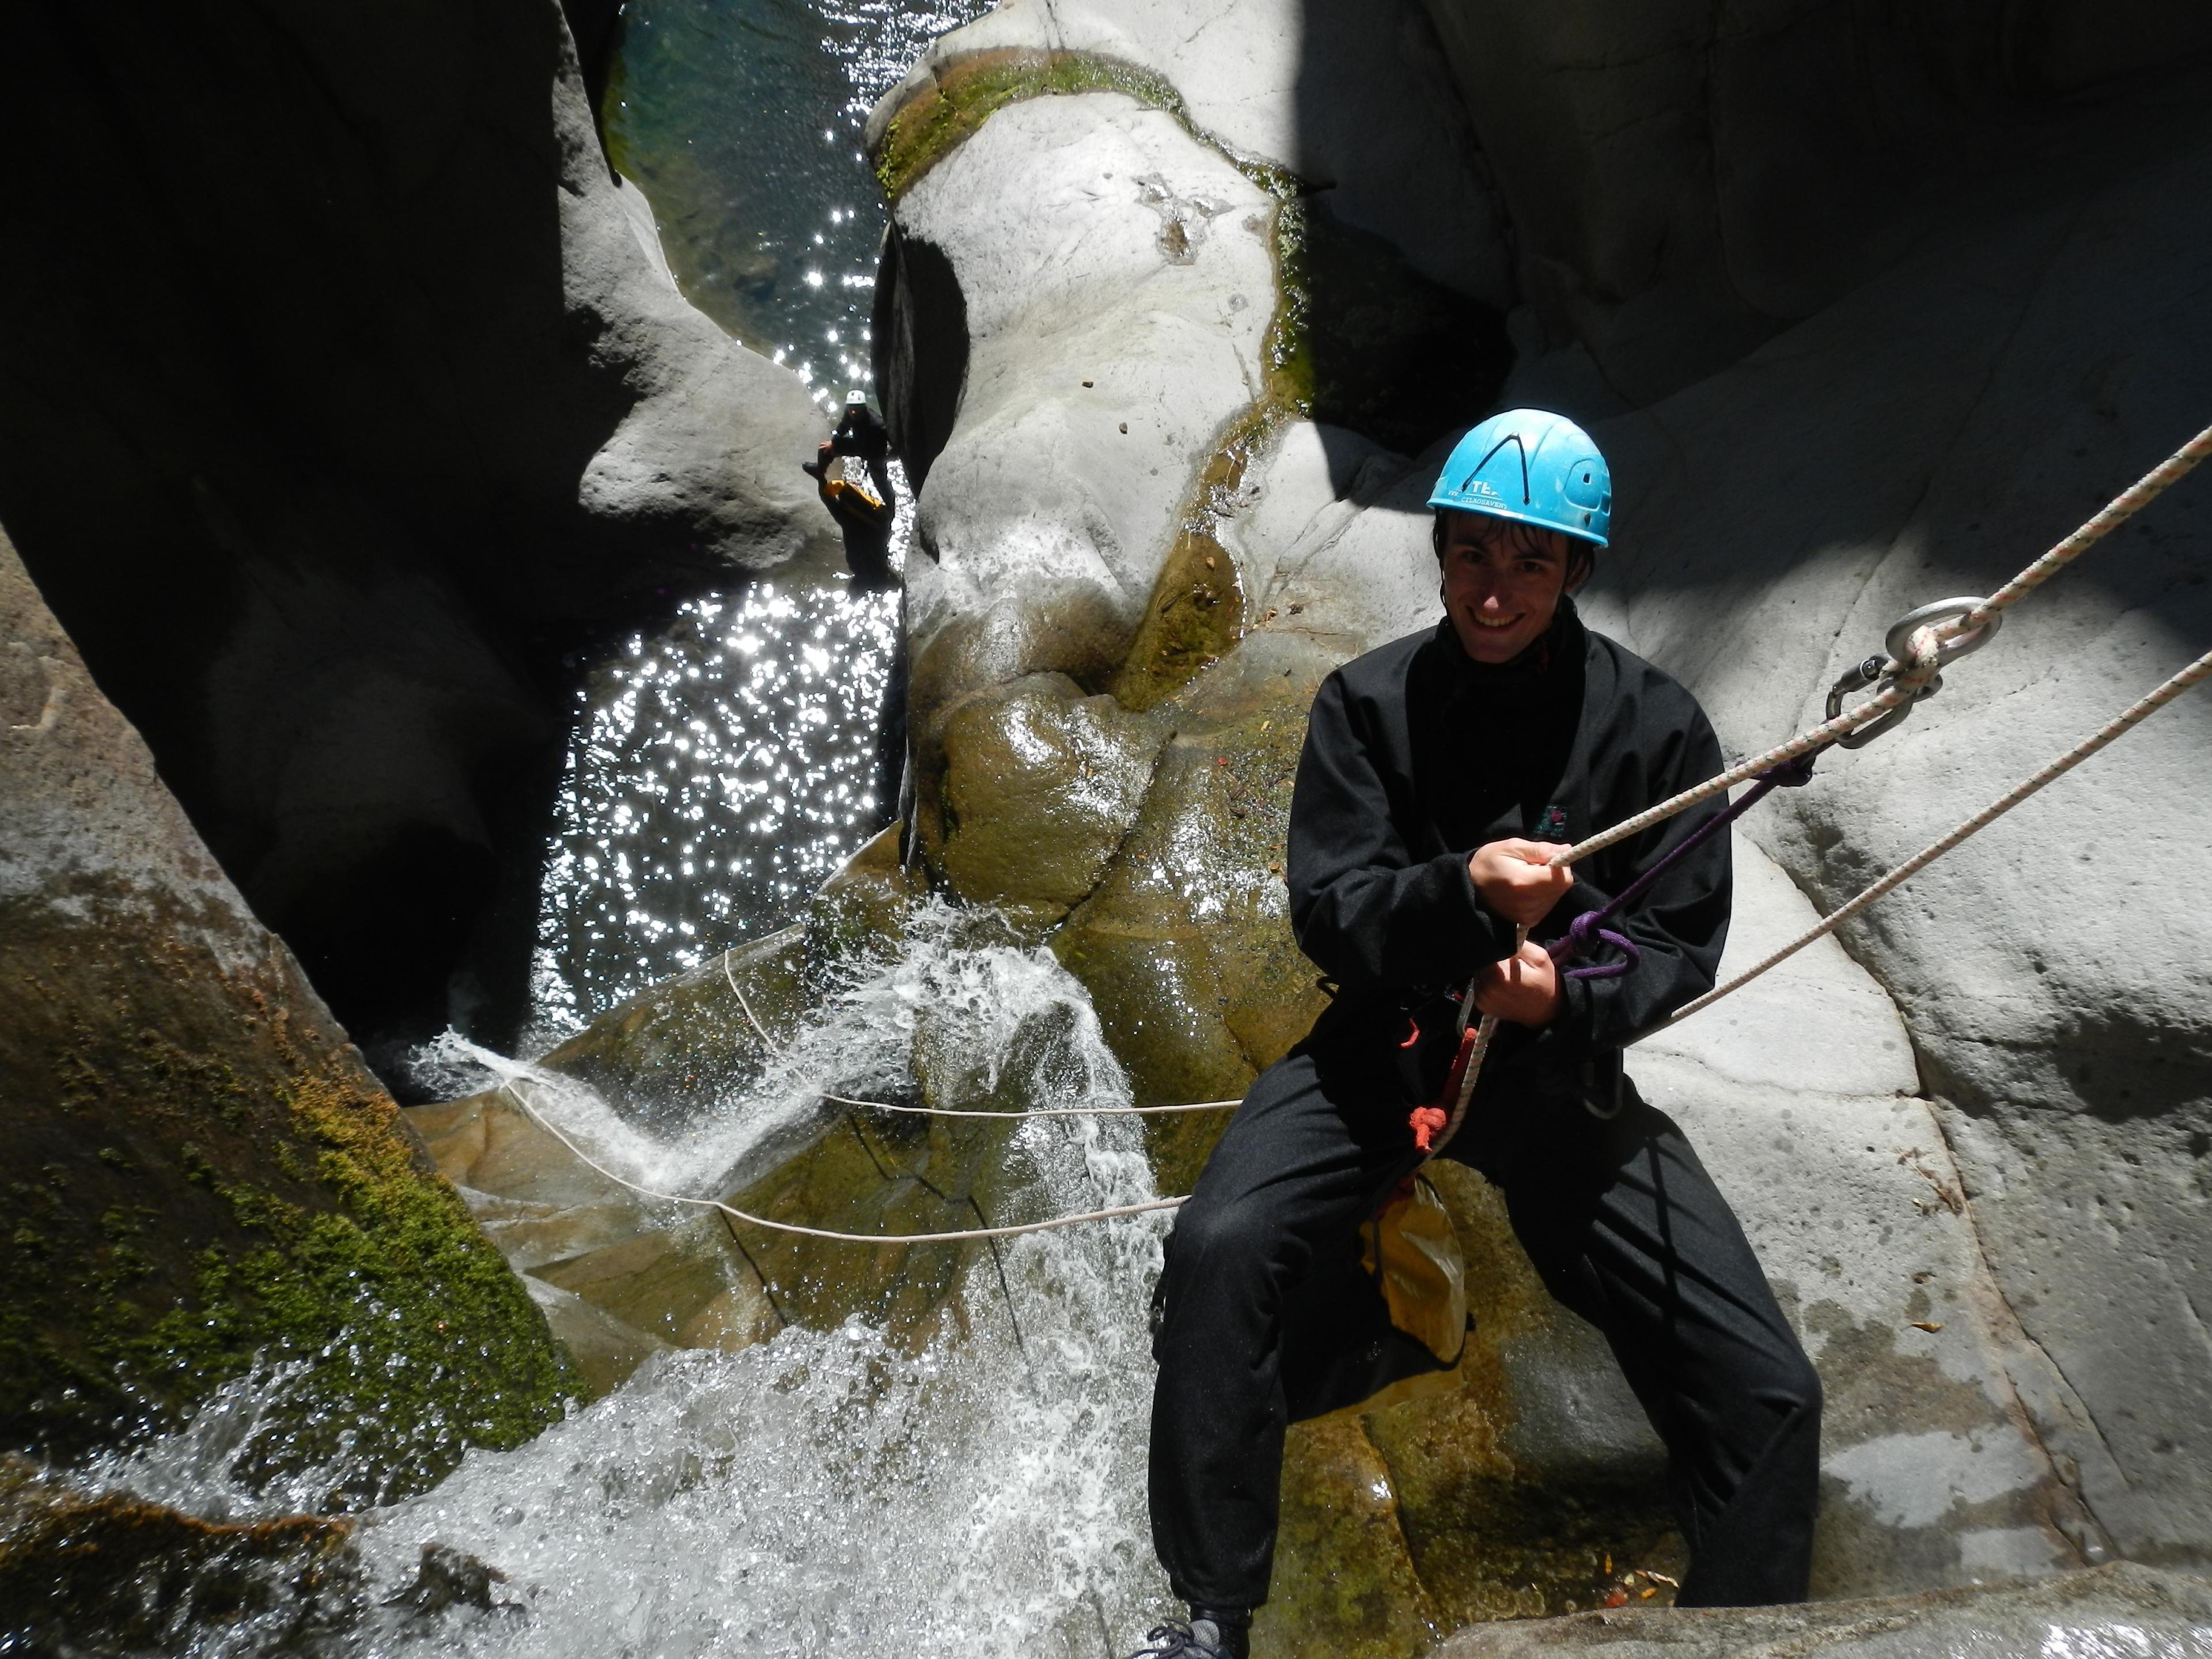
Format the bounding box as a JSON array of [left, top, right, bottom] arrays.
[[15, 1, 2212, 1654]]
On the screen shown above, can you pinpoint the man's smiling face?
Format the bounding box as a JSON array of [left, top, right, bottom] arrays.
[[1438, 511, 1589, 664]]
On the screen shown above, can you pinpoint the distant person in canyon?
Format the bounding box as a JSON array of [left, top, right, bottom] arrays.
[[804, 393, 906, 828], [1138, 410, 1823, 1659], [804, 391, 900, 593]]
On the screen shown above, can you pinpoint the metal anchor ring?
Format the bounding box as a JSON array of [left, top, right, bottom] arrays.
[[1883, 596, 2002, 672], [1824, 596, 1998, 749], [1827, 664, 1946, 748]]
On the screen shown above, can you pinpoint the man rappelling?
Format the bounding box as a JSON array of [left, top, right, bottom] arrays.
[[1137, 410, 1824, 1659]]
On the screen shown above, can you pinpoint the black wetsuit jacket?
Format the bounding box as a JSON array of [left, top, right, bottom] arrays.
[[1287, 597, 1732, 1115]]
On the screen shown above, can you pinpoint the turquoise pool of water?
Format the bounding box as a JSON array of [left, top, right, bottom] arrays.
[[603, 0, 990, 410]]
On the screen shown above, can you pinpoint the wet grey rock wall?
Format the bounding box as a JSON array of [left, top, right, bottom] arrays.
[[0, 0, 837, 1059], [0, 525, 573, 1478]]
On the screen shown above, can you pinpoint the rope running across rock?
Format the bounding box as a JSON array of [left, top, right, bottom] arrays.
[[1537, 418, 2212, 874], [724, 953, 1240, 1119], [1643, 639, 2212, 1036], [494, 1078, 1187, 1244]]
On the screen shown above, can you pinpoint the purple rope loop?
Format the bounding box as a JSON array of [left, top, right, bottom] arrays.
[[1546, 752, 1821, 979], [1559, 921, 1640, 981]]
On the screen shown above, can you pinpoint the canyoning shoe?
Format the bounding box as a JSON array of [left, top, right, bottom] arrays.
[[1127, 1615, 1250, 1659]]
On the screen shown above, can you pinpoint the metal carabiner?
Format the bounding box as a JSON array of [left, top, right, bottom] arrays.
[[1824, 595, 1997, 750], [1825, 654, 1927, 748]]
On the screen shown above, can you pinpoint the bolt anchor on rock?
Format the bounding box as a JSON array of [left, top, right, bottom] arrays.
[[1825, 594, 2003, 748]]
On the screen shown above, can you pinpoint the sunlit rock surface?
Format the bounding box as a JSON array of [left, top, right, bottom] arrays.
[[869, 0, 1508, 308], [0, 529, 571, 1491], [893, 90, 1276, 717], [1434, 1562, 2212, 1659], [1578, 111, 2212, 1563]]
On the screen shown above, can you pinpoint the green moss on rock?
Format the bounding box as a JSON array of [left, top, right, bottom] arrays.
[[0, 884, 573, 1503], [875, 49, 1191, 202]]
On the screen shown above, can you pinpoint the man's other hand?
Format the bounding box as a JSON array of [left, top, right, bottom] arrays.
[[1473, 940, 1562, 1027], [1467, 839, 1573, 927]]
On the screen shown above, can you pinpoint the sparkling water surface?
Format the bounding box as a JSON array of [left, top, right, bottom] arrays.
[[605, 0, 992, 408], [531, 0, 990, 1033], [530, 565, 903, 1037]]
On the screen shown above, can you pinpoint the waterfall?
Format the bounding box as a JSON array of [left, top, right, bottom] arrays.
[[66, 906, 1180, 1658]]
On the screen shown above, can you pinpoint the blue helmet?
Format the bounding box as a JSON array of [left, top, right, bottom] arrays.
[[1427, 408, 1611, 547]]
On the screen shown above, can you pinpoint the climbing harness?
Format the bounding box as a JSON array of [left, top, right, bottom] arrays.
[[1405, 753, 1817, 1155], [512, 421, 2211, 1242]]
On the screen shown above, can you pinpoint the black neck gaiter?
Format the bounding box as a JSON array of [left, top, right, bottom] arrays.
[[1407, 596, 1588, 853]]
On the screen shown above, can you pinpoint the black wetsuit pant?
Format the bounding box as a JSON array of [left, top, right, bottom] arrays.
[[1148, 1043, 1823, 1611]]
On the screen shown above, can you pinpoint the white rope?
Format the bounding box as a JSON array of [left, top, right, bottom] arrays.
[[1546, 631, 1940, 870], [722, 953, 783, 1054], [523, 429, 2212, 1210], [1940, 421, 2212, 640], [722, 955, 1236, 1120], [1550, 419, 2212, 872], [1647, 641, 2212, 1033], [820, 1091, 1240, 1119], [494, 1079, 1185, 1244]]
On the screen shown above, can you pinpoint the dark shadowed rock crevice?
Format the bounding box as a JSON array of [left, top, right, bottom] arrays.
[[1426, 0, 2212, 410], [873, 226, 972, 496], [0, 0, 839, 1066]]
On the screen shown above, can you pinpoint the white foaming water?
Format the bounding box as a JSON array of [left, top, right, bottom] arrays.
[[450, 902, 1135, 1204], [73, 905, 1179, 1658]]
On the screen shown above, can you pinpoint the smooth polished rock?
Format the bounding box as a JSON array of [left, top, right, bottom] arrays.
[[867, 0, 1509, 305], [1434, 1562, 2212, 1659], [895, 92, 1275, 725], [1582, 113, 2212, 1567], [1633, 838, 2092, 1593]]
